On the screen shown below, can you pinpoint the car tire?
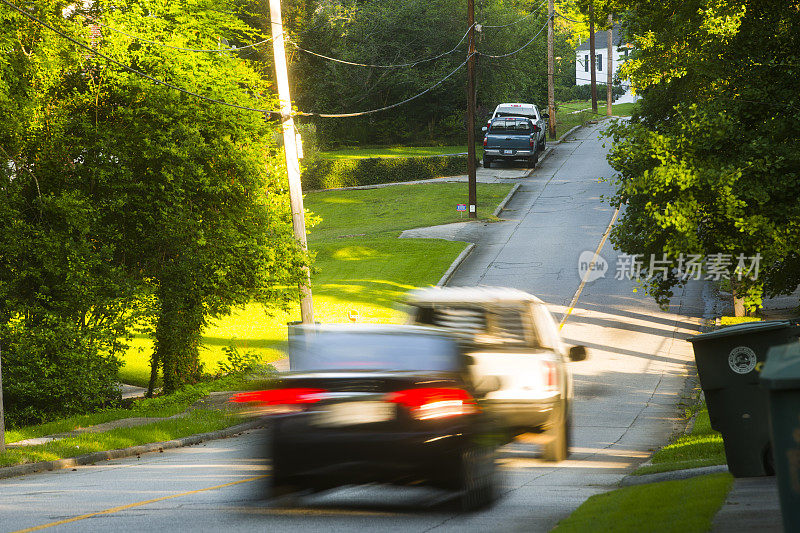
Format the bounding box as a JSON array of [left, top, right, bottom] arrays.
[[542, 407, 570, 462], [267, 442, 302, 504], [540, 135, 546, 152], [456, 447, 496, 512], [528, 153, 538, 168], [483, 157, 492, 168]]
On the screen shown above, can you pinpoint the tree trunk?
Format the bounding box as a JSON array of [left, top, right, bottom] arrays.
[[733, 295, 746, 317], [152, 278, 205, 394]]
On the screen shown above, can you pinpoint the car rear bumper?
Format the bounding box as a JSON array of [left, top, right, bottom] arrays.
[[270, 417, 483, 488], [483, 397, 559, 430], [484, 149, 535, 158]]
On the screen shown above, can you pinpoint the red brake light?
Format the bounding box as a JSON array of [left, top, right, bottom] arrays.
[[543, 361, 558, 390], [388, 388, 478, 420], [483, 136, 488, 147], [529, 136, 535, 148], [230, 388, 326, 405]]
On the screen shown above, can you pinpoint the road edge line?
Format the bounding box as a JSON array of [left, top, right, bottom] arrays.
[[0, 418, 266, 480]]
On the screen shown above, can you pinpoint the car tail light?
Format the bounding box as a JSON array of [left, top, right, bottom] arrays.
[[230, 388, 326, 414], [483, 136, 488, 147], [387, 388, 478, 420], [542, 361, 558, 391], [529, 136, 535, 148]]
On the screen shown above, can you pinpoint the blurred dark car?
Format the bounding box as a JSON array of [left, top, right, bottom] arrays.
[[232, 324, 500, 510]]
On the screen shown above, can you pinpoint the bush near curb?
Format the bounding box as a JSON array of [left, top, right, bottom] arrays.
[[301, 154, 477, 190]]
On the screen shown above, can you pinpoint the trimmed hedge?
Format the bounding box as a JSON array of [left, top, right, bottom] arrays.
[[301, 154, 476, 190]]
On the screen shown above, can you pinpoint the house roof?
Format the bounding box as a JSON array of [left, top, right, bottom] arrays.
[[576, 23, 625, 51]]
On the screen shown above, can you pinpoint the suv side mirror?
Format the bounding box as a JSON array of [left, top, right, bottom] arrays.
[[568, 345, 588, 362], [542, 113, 550, 119]]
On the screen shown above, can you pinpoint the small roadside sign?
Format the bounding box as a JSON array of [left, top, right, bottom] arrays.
[[456, 204, 467, 212], [348, 309, 359, 322]]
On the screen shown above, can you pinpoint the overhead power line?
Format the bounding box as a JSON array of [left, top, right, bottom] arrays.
[[555, 11, 582, 24], [287, 24, 474, 69], [81, 14, 273, 53], [480, 0, 548, 29], [298, 54, 474, 117], [480, 17, 550, 59], [3, 0, 474, 119]]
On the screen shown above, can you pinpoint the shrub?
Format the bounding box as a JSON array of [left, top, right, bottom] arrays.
[[301, 154, 476, 190], [1, 319, 122, 427]]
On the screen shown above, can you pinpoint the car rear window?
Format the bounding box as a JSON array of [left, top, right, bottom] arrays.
[[290, 332, 460, 371], [490, 118, 531, 132], [496, 106, 537, 119]]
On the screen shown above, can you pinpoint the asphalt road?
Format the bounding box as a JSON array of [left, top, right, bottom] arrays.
[[0, 121, 706, 533]]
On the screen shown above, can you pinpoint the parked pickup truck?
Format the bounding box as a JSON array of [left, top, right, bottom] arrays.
[[482, 116, 543, 168], [404, 286, 588, 461]]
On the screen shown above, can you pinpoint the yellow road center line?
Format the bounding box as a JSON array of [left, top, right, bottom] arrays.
[[11, 474, 269, 533], [559, 206, 620, 330]]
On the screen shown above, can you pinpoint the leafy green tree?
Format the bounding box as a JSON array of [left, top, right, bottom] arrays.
[[0, 0, 310, 418], [605, 0, 800, 314]]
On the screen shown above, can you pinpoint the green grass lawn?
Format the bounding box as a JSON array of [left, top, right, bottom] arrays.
[[317, 145, 484, 160], [553, 473, 733, 533], [634, 406, 727, 476], [118, 182, 513, 387], [1, 409, 241, 467], [554, 101, 639, 137]]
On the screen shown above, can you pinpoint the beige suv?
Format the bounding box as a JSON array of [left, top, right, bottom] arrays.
[[405, 286, 587, 461]]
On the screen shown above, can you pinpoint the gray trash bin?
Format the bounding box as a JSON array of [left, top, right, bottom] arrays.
[[688, 320, 800, 477], [760, 343, 800, 533]]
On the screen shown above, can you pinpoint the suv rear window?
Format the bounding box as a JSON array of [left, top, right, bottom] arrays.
[[490, 118, 531, 132], [414, 305, 539, 348]]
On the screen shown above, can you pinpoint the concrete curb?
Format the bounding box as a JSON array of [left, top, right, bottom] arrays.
[[492, 183, 521, 217], [619, 464, 730, 487], [0, 418, 266, 480], [558, 124, 582, 142], [437, 243, 476, 287]]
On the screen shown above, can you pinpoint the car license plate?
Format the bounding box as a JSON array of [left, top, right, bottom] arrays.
[[503, 150, 513, 155], [313, 401, 394, 427]]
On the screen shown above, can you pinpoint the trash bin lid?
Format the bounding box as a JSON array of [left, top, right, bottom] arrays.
[[760, 343, 800, 389], [688, 320, 798, 343]]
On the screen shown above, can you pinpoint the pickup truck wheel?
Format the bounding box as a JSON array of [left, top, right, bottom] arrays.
[[483, 157, 492, 168], [527, 153, 538, 168], [542, 408, 571, 462], [540, 136, 546, 151]]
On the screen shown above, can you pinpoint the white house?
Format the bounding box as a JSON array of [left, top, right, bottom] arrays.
[[575, 23, 631, 87]]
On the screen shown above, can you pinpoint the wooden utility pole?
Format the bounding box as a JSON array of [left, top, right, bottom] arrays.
[[588, 3, 597, 113], [269, 0, 314, 323], [547, 0, 556, 139], [0, 346, 5, 454], [466, 0, 477, 219], [606, 14, 613, 116]]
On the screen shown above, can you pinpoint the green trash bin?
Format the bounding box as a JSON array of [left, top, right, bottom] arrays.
[[761, 343, 800, 533], [688, 320, 800, 477]]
